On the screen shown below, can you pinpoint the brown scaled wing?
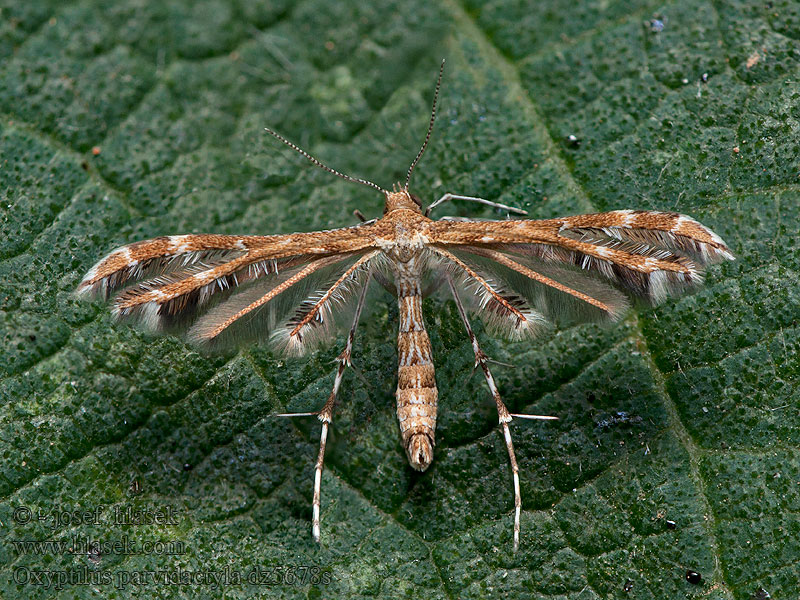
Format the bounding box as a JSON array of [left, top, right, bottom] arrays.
[[424, 209, 733, 336]]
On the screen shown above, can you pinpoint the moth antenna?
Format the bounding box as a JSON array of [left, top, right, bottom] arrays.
[[405, 58, 445, 191], [264, 127, 388, 195]]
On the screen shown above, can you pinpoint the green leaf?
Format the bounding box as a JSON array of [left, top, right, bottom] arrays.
[[1, 0, 797, 598]]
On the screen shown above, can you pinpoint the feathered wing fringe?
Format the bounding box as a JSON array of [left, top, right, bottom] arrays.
[[109, 254, 314, 331], [186, 252, 375, 354], [430, 248, 549, 340], [429, 210, 733, 335], [77, 229, 375, 353], [78, 245, 248, 300], [527, 210, 732, 303], [77, 224, 383, 300], [455, 246, 631, 324], [75, 234, 269, 299], [270, 251, 378, 356], [557, 210, 734, 264], [434, 246, 630, 337], [496, 215, 734, 305], [493, 238, 698, 304]]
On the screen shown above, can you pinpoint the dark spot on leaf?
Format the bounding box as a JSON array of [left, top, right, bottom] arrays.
[[685, 570, 702, 585]]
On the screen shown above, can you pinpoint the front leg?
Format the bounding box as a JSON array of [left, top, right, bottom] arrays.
[[425, 193, 528, 217]]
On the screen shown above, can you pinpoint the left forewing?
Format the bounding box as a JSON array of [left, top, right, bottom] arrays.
[[76, 224, 380, 341], [77, 224, 380, 299]]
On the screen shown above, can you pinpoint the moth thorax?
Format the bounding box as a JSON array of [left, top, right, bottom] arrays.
[[406, 432, 434, 471]]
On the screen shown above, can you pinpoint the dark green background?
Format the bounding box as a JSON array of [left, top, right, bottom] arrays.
[[1, 0, 798, 598]]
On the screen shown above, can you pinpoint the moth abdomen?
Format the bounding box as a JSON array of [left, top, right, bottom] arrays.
[[395, 267, 437, 471]]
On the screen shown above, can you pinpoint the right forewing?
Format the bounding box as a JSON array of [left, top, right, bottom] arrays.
[[427, 210, 733, 303], [427, 209, 734, 338]]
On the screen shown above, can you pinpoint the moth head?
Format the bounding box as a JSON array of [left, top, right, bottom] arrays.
[[384, 186, 423, 214]]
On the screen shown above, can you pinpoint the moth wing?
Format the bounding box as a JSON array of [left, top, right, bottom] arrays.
[[77, 223, 379, 300], [76, 225, 380, 353], [428, 210, 733, 304], [428, 248, 550, 340], [190, 251, 377, 354], [440, 246, 629, 328]]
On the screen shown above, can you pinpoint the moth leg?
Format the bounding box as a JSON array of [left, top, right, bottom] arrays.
[[313, 277, 371, 542], [445, 274, 523, 552], [275, 389, 338, 543], [352, 209, 377, 226], [276, 278, 370, 542], [425, 193, 528, 217]]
